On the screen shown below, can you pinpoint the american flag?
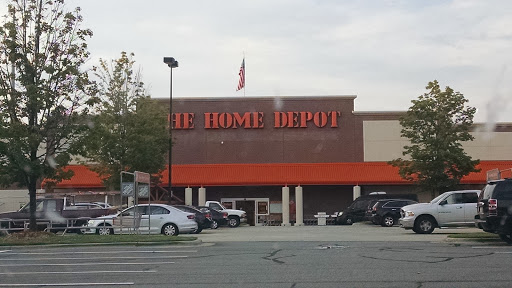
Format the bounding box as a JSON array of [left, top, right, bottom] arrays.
[[236, 58, 245, 91]]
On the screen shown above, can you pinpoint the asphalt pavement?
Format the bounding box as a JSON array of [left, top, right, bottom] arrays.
[[194, 222, 484, 243]]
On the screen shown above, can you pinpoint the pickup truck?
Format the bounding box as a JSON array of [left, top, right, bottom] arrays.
[[475, 178, 512, 244], [0, 198, 117, 232], [204, 201, 247, 228], [399, 190, 480, 234]]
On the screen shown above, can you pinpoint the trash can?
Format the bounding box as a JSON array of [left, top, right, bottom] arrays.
[[314, 212, 328, 226]]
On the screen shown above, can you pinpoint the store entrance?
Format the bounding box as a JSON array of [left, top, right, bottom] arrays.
[[236, 200, 256, 226]]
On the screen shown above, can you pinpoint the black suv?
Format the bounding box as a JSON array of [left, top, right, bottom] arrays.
[[369, 199, 418, 227], [173, 205, 212, 234], [335, 193, 418, 225], [475, 178, 512, 244]]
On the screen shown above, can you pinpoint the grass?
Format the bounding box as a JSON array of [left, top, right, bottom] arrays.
[[0, 231, 197, 246], [447, 232, 503, 242]]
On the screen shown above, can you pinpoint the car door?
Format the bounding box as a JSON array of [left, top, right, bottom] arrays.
[[437, 193, 465, 225], [461, 192, 479, 224], [116, 206, 147, 233], [382, 201, 405, 218], [147, 206, 170, 234]]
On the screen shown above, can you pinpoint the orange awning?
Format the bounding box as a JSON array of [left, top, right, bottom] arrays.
[[45, 161, 512, 189]]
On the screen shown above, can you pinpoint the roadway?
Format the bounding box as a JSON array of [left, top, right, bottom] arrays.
[[0, 223, 510, 287]]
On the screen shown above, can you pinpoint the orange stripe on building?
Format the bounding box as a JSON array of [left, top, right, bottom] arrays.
[[44, 161, 512, 189]]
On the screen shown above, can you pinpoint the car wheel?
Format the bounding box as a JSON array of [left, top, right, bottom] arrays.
[[210, 220, 219, 229], [345, 216, 353, 225], [499, 233, 512, 244], [381, 215, 395, 227], [96, 224, 113, 235], [414, 216, 435, 234], [162, 223, 179, 236], [228, 216, 240, 228]]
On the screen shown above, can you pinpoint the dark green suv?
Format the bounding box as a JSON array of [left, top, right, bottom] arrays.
[[475, 178, 512, 244]]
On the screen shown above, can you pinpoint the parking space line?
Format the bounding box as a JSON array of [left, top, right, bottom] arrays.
[[1, 256, 187, 261], [0, 282, 134, 286], [0, 270, 156, 275], [0, 250, 11, 253], [3, 250, 196, 255], [0, 261, 175, 267], [472, 246, 512, 249]]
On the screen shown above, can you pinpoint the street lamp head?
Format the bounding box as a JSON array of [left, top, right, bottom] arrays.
[[163, 57, 178, 68]]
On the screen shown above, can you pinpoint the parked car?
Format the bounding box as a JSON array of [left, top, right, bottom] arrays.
[[335, 193, 419, 225], [399, 190, 479, 234], [0, 198, 116, 232], [173, 205, 212, 234], [195, 206, 228, 229], [82, 204, 197, 236], [475, 177, 512, 244], [91, 202, 114, 208], [204, 201, 247, 228], [370, 199, 418, 227], [73, 202, 115, 210], [364, 199, 382, 221]]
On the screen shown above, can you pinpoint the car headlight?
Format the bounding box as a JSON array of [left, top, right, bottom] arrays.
[[87, 220, 94, 225], [337, 212, 343, 216], [405, 211, 415, 217]]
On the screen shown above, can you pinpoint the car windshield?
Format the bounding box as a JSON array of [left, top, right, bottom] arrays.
[[430, 193, 447, 204]]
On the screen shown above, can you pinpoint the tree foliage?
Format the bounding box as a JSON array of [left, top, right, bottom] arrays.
[[83, 52, 169, 190], [389, 80, 480, 198], [0, 0, 95, 230]]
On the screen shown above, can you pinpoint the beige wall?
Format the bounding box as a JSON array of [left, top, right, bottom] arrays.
[[0, 190, 29, 213], [363, 120, 410, 161], [364, 120, 512, 161]]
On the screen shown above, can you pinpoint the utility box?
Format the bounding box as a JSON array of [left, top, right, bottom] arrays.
[[314, 212, 328, 226]]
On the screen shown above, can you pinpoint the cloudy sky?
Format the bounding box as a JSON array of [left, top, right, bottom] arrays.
[[5, 0, 512, 123]]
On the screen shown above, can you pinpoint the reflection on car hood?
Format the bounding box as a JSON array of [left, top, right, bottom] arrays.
[[401, 203, 431, 212], [224, 208, 246, 214]]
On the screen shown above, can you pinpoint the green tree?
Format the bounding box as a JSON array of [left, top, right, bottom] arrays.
[[0, 0, 95, 230], [389, 80, 480, 198], [83, 52, 168, 190]]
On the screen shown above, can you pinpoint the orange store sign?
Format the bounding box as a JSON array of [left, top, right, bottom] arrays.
[[171, 111, 341, 130]]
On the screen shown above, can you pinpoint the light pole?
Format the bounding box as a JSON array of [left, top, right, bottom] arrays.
[[163, 57, 178, 202]]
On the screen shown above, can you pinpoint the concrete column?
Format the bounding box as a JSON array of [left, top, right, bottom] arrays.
[[281, 186, 290, 226], [198, 187, 206, 206], [185, 187, 192, 205], [295, 186, 303, 226], [353, 185, 361, 200]]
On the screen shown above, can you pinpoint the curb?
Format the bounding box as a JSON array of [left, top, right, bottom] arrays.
[[0, 238, 203, 249]]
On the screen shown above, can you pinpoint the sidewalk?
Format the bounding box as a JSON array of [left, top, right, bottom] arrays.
[[194, 223, 483, 242]]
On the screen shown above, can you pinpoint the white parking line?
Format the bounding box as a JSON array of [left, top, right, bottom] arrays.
[[0, 283, 134, 286], [0, 256, 187, 261], [472, 246, 512, 249], [0, 261, 175, 267], [0, 270, 156, 275], [0, 250, 11, 253], [3, 250, 196, 255]]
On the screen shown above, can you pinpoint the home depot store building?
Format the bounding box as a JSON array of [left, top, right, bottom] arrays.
[[51, 96, 512, 226]]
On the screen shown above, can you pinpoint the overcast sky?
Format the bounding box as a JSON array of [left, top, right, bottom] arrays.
[[4, 0, 512, 123]]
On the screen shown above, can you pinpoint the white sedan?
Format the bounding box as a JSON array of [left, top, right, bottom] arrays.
[[82, 204, 197, 236]]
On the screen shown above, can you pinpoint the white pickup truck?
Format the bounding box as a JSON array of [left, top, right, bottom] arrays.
[[399, 190, 480, 234], [204, 201, 247, 228]]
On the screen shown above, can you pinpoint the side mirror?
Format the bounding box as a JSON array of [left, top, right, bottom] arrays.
[[439, 200, 447, 205]]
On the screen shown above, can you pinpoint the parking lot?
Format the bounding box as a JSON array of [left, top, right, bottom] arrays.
[[194, 222, 485, 243], [1, 224, 510, 287]]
